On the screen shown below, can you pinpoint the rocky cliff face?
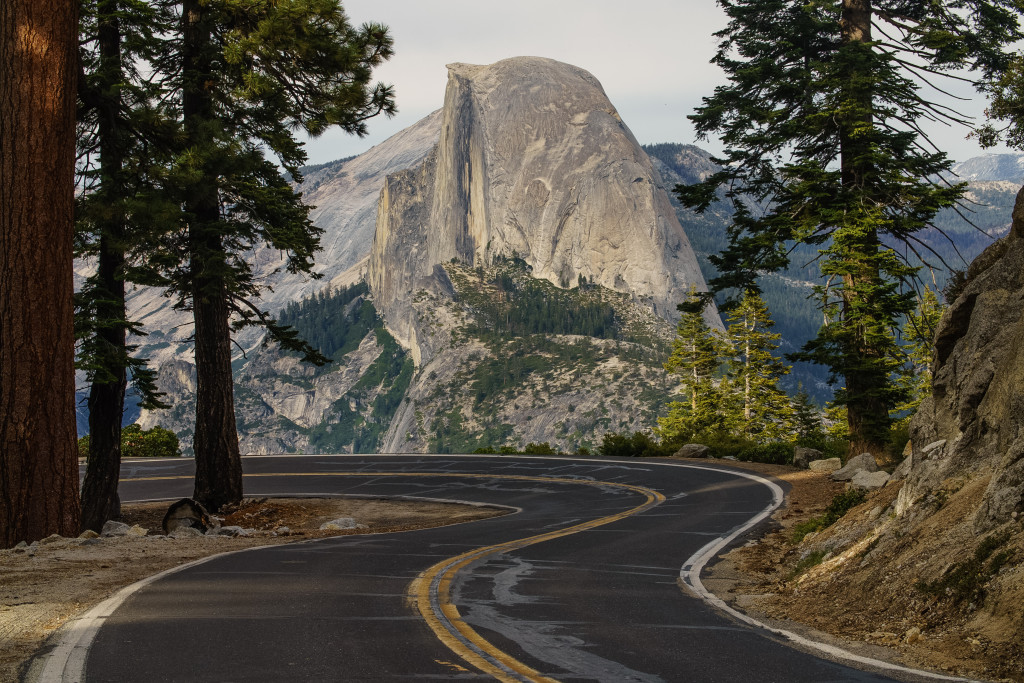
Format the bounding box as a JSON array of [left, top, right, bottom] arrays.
[[900, 187, 1024, 532], [367, 57, 711, 364]]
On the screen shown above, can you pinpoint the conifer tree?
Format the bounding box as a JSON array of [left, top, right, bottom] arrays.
[[154, 0, 395, 510], [657, 289, 727, 443], [723, 290, 794, 442], [892, 287, 944, 424], [677, 0, 1021, 456], [75, 0, 176, 533]]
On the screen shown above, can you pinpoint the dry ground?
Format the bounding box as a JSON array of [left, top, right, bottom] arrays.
[[693, 459, 1024, 683], [0, 497, 506, 683]]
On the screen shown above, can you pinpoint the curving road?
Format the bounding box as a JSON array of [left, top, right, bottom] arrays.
[[51, 455, 932, 682]]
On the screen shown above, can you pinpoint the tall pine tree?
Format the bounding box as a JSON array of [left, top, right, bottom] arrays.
[[678, 0, 1020, 457], [75, 0, 176, 533], [155, 0, 395, 510]]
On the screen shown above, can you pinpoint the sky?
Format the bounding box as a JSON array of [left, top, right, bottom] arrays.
[[301, 0, 1010, 167]]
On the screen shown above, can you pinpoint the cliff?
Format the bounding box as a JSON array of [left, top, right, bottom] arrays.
[[367, 57, 711, 364]]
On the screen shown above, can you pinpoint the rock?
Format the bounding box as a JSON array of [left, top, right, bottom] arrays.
[[38, 534, 65, 545], [127, 525, 148, 537], [808, 458, 843, 473], [831, 453, 879, 481], [904, 627, 924, 644], [367, 57, 714, 366], [793, 447, 822, 469], [169, 526, 203, 539], [319, 517, 366, 531], [14, 541, 28, 550], [162, 498, 214, 535], [214, 526, 251, 537], [276, 526, 291, 535], [674, 444, 710, 459], [79, 529, 100, 539], [890, 454, 913, 482], [848, 470, 891, 491], [101, 521, 132, 537]]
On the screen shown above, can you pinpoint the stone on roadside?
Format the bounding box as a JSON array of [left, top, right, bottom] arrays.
[[214, 525, 251, 537], [101, 520, 133, 537], [79, 529, 100, 539], [793, 447, 822, 469], [808, 458, 842, 473], [831, 453, 878, 481], [673, 444, 710, 459], [319, 517, 366, 531], [162, 498, 214, 535], [848, 470, 891, 491], [169, 526, 203, 539], [127, 525, 148, 537], [38, 534, 65, 545]]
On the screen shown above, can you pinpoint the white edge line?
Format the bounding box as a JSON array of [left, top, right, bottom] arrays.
[[67, 454, 973, 682], [670, 462, 975, 683]]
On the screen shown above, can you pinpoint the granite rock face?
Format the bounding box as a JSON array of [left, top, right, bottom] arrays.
[[367, 57, 712, 364], [900, 187, 1024, 531]]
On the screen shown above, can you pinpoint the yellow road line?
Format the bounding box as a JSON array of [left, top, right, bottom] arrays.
[[123, 470, 664, 681]]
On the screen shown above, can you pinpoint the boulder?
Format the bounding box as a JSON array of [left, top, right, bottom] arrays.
[[78, 529, 100, 539], [849, 470, 891, 491], [38, 534, 65, 545], [831, 453, 879, 481], [319, 517, 366, 531], [169, 526, 203, 539], [101, 520, 132, 537], [793, 447, 822, 469], [214, 526, 251, 537], [162, 498, 214, 535], [808, 458, 842, 473], [890, 454, 913, 482], [674, 444, 710, 459]]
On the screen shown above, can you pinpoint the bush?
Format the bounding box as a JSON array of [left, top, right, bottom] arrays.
[[522, 442, 559, 455], [598, 431, 671, 458], [916, 531, 1016, 605], [79, 425, 182, 459], [737, 442, 793, 465], [791, 489, 866, 542], [121, 424, 181, 458]]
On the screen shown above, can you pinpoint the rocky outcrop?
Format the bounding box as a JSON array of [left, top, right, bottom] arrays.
[[367, 57, 712, 363], [900, 187, 1024, 531]]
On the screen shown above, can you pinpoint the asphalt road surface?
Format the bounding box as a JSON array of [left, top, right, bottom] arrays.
[[74, 455, 916, 682]]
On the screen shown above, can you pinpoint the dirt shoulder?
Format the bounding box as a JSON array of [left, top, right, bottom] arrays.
[[689, 458, 1024, 683], [0, 497, 507, 683]]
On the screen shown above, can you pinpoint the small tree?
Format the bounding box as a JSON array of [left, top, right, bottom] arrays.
[[657, 289, 728, 444], [723, 291, 794, 442]]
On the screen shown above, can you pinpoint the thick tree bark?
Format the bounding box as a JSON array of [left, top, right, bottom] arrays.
[[840, 0, 890, 456], [80, 0, 128, 533], [0, 0, 81, 546], [182, 0, 242, 511]]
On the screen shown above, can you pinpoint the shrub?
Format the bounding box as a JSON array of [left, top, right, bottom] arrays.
[[736, 442, 793, 465], [791, 489, 866, 542], [522, 442, 559, 455], [598, 431, 671, 458], [121, 424, 181, 458], [79, 425, 182, 459], [916, 531, 1016, 605]]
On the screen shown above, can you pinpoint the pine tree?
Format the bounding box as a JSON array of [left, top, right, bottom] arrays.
[[75, 0, 176, 533], [723, 290, 794, 442], [153, 0, 395, 510], [657, 289, 728, 444], [1, 0, 81, 546], [677, 0, 1021, 456], [892, 287, 944, 423]]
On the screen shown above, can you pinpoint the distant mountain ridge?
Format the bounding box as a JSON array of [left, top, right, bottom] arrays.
[[952, 153, 1024, 184]]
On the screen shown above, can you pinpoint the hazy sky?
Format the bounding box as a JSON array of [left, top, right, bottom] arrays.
[[301, 0, 1006, 166]]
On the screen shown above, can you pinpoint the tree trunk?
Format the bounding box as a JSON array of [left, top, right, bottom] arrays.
[[840, 0, 890, 456], [182, 0, 242, 511], [0, 0, 81, 546], [80, 0, 128, 533]]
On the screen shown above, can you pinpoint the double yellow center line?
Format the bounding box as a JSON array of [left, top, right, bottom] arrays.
[[126, 470, 665, 682]]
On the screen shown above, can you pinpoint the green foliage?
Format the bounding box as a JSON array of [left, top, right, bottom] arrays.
[[598, 431, 671, 458], [80, 425, 182, 459], [677, 0, 1021, 452], [916, 531, 1016, 605], [522, 442, 560, 455], [791, 550, 828, 577], [277, 283, 376, 363], [736, 442, 793, 465], [792, 490, 867, 543]]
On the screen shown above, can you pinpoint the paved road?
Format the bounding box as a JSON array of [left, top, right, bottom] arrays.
[[78, 455, 909, 682]]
